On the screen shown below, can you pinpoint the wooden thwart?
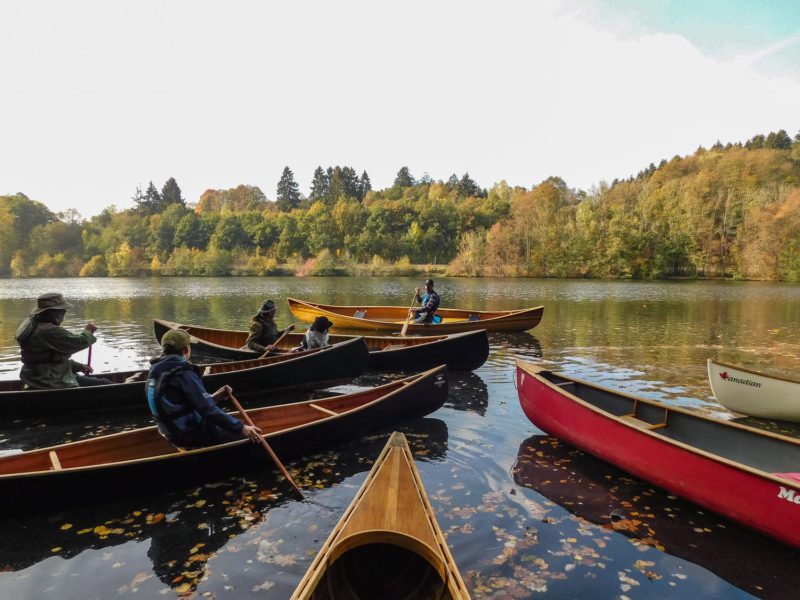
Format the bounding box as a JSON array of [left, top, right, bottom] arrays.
[[309, 403, 338, 417], [49, 451, 62, 471]]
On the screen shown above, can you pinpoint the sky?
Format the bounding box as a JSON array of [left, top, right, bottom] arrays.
[[1, 0, 799, 216]]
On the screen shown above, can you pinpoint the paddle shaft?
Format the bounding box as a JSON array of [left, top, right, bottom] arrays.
[[87, 321, 94, 368], [260, 325, 294, 358], [400, 292, 417, 336], [228, 393, 304, 499]]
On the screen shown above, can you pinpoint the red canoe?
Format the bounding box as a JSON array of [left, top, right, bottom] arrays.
[[516, 360, 800, 549]]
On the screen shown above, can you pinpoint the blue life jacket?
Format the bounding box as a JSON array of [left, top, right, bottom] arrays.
[[146, 355, 203, 438]]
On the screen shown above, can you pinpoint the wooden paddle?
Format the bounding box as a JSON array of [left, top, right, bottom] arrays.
[[260, 324, 294, 358], [400, 292, 417, 336], [228, 392, 304, 499]]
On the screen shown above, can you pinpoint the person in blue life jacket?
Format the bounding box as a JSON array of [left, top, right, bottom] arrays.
[[413, 278, 441, 324], [147, 329, 262, 448]]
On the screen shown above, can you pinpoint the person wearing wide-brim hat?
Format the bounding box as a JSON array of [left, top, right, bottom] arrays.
[[145, 329, 262, 448], [14, 292, 107, 389], [245, 299, 295, 354]]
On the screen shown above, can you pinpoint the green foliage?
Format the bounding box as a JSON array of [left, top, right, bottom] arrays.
[[4, 129, 800, 281]]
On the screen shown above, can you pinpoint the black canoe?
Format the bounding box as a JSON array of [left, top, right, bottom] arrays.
[[0, 366, 448, 515], [153, 318, 489, 371], [0, 337, 369, 419]]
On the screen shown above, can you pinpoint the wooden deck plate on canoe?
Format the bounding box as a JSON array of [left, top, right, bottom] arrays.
[[287, 297, 544, 334], [0, 337, 369, 419], [153, 318, 489, 371], [0, 366, 448, 515], [291, 431, 470, 599], [708, 358, 800, 422], [516, 360, 800, 549]]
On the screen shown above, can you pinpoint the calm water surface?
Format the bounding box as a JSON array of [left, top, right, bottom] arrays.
[[1, 277, 800, 599]]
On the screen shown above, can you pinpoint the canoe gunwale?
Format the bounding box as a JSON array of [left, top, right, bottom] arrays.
[[516, 361, 800, 488]]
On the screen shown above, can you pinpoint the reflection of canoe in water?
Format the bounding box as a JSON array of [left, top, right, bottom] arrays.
[[512, 435, 800, 599], [291, 431, 470, 600], [0, 367, 448, 515], [0, 337, 369, 419], [516, 360, 800, 549], [153, 318, 489, 371], [708, 358, 800, 422], [288, 297, 544, 334]]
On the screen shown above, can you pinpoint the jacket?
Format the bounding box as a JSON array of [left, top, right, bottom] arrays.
[[17, 320, 95, 389], [245, 316, 284, 352], [146, 354, 243, 442]]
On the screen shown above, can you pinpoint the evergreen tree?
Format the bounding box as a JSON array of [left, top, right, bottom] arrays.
[[341, 166, 359, 198], [394, 166, 415, 188], [457, 172, 480, 198], [445, 174, 459, 190], [134, 181, 164, 215], [276, 166, 301, 212], [161, 177, 185, 206], [745, 134, 765, 149], [358, 170, 372, 199], [309, 166, 329, 202], [765, 129, 792, 150]]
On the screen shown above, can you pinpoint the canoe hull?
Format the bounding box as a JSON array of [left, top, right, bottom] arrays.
[[708, 359, 800, 422], [154, 318, 489, 371], [0, 337, 369, 419], [516, 361, 800, 549], [0, 367, 448, 515], [288, 297, 543, 334], [291, 431, 469, 600]]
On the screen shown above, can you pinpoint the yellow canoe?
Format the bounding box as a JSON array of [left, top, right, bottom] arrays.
[[291, 431, 470, 599], [288, 297, 543, 334]]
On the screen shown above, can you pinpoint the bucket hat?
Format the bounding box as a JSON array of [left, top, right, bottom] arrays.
[[31, 293, 72, 315]]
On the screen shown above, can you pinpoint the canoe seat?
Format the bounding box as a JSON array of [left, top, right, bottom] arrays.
[[381, 344, 407, 351], [49, 450, 62, 471], [776, 473, 800, 484], [354, 310, 367, 319], [620, 414, 667, 431]]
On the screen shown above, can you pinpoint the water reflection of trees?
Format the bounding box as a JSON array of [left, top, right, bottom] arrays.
[[0, 418, 448, 594], [512, 435, 800, 600]]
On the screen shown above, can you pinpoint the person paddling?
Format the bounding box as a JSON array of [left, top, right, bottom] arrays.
[[412, 279, 440, 324], [15, 293, 110, 389], [147, 329, 262, 449], [245, 299, 295, 354]]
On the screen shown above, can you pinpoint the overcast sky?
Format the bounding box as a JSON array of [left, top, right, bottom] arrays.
[[2, 0, 799, 216]]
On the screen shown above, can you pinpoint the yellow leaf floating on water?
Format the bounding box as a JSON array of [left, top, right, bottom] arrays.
[[51, 547, 61, 553], [146, 513, 165, 524], [60, 523, 73, 530], [77, 528, 92, 534], [174, 582, 192, 594]]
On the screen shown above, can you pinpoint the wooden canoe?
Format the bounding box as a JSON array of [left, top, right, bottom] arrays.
[[0, 337, 369, 419], [291, 431, 470, 600], [288, 297, 544, 334], [708, 358, 800, 422], [516, 360, 800, 549], [0, 366, 448, 515], [153, 318, 489, 371]]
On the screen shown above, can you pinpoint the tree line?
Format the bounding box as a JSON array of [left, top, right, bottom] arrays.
[[1, 129, 799, 280]]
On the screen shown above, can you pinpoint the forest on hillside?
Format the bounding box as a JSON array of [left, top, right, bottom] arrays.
[[2, 129, 800, 280]]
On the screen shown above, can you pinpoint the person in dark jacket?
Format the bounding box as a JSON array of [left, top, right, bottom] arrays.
[[413, 279, 441, 324], [245, 299, 295, 353], [147, 329, 262, 448], [15, 292, 110, 389]]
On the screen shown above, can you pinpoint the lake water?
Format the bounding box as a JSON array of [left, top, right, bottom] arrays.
[[1, 277, 800, 599]]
